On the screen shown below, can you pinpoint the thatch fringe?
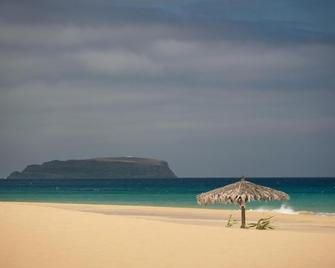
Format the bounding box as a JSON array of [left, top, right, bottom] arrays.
[[197, 179, 289, 206]]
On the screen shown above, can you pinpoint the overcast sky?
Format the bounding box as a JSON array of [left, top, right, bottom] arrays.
[[1, 0, 334, 178]]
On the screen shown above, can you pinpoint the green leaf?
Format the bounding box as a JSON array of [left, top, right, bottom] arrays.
[[248, 216, 275, 230], [226, 214, 238, 227]]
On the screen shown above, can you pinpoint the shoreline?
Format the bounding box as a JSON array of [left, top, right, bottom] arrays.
[[1, 201, 335, 233], [1, 202, 335, 267], [1, 199, 334, 217]]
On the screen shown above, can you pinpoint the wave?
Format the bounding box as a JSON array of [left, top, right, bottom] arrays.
[[249, 204, 299, 215], [249, 204, 335, 216], [316, 212, 335, 216]]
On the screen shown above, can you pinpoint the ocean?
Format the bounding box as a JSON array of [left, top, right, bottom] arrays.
[[0, 177, 334, 215]]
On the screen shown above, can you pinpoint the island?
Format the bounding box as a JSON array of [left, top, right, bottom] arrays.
[[7, 157, 177, 179]]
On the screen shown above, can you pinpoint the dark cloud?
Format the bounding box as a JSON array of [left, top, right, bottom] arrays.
[[0, 1, 334, 177], [1, 0, 334, 44]]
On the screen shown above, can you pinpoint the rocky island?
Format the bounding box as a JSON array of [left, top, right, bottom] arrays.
[[7, 157, 177, 179]]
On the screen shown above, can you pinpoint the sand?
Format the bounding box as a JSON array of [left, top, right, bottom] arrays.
[[1, 202, 335, 268]]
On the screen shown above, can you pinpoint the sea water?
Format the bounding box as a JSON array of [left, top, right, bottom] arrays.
[[0, 178, 334, 215]]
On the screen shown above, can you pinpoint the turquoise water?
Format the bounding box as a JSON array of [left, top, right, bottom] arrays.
[[0, 178, 334, 214]]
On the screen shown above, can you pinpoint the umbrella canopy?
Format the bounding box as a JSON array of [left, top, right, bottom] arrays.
[[197, 176, 289, 228]]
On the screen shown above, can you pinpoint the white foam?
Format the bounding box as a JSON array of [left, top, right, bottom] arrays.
[[249, 204, 299, 215], [314, 212, 335, 217], [248, 204, 335, 216]]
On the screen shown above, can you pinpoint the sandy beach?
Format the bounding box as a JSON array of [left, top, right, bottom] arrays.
[[1, 202, 335, 268]]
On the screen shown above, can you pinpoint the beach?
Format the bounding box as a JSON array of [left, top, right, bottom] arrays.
[[1, 202, 335, 268]]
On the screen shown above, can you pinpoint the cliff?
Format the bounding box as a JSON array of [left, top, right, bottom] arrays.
[[7, 157, 177, 179]]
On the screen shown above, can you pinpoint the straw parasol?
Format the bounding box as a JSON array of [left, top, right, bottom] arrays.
[[197, 176, 289, 228]]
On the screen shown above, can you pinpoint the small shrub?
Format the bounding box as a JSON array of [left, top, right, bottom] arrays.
[[248, 216, 275, 230], [226, 214, 238, 227]]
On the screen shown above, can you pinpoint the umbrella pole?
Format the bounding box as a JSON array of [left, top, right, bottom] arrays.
[[240, 203, 246, 229]]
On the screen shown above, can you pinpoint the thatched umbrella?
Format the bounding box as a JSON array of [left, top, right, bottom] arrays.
[[197, 176, 289, 228]]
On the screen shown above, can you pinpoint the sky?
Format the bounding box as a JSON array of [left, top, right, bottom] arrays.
[[0, 0, 334, 178]]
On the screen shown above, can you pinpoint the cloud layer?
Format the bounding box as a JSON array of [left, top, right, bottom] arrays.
[[1, 0, 334, 177]]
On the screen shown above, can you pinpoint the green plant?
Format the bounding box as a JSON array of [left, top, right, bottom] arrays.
[[247, 216, 275, 230], [226, 214, 238, 227]]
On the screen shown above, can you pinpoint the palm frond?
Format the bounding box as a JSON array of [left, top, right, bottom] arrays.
[[225, 214, 238, 227], [248, 216, 275, 230]]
